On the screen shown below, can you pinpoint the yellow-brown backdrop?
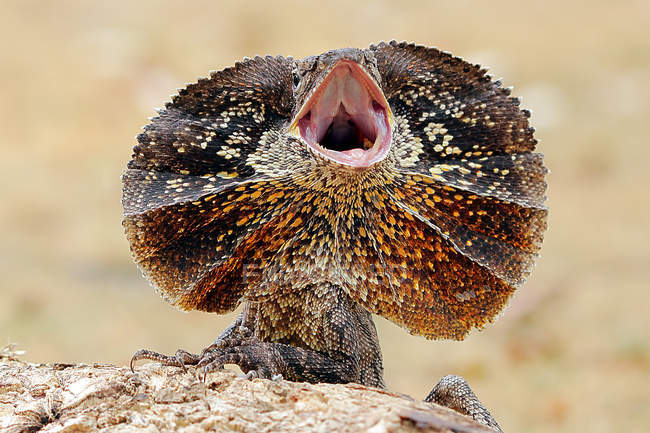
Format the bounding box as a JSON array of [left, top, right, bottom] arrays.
[[2, 1, 649, 432]]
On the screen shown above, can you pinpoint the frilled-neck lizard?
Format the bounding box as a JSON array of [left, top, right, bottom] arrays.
[[123, 41, 547, 432]]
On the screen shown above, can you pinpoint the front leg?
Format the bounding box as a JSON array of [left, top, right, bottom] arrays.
[[425, 375, 503, 432], [131, 293, 367, 385], [197, 294, 364, 383], [132, 327, 361, 383]]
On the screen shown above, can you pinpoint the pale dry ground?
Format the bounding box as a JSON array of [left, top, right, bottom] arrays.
[[1, 1, 649, 432], [0, 360, 494, 432]]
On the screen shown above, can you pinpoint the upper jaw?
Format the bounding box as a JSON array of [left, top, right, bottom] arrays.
[[290, 60, 393, 168]]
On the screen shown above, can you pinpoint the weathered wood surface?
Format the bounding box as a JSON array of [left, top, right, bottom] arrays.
[[0, 359, 492, 432]]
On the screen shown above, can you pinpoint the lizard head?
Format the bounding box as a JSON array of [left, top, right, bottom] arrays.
[[289, 48, 392, 168]]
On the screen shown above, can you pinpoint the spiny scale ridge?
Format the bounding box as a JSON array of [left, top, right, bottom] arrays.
[[122, 41, 547, 340]]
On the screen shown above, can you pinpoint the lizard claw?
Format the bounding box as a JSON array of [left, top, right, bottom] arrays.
[[130, 327, 262, 380], [198, 343, 280, 382], [242, 370, 260, 380], [172, 349, 202, 371], [130, 348, 187, 372], [199, 330, 259, 356], [130, 348, 202, 372]]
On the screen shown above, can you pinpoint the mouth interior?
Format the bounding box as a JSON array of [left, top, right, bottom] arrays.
[[308, 103, 379, 152], [296, 62, 391, 167]]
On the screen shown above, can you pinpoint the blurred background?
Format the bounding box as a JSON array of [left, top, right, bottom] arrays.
[[1, 1, 649, 432]]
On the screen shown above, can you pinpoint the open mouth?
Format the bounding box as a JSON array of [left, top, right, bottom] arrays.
[[292, 61, 392, 167]]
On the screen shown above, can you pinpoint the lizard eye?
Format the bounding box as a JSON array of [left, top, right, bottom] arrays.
[[292, 72, 300, 89]]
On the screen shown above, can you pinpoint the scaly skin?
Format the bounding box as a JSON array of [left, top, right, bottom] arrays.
[[123, 41, 547, 431]]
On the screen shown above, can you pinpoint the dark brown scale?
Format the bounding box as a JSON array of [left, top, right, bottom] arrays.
[[123, 41, 547, 432]]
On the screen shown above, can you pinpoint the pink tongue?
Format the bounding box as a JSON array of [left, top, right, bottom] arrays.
[[340, 148, 366, 158]]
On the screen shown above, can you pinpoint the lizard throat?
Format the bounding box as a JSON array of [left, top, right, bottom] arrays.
[[293, 61, 392, 167]]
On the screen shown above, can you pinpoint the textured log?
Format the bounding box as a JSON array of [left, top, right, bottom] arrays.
[[0, 359, 493, 432]]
